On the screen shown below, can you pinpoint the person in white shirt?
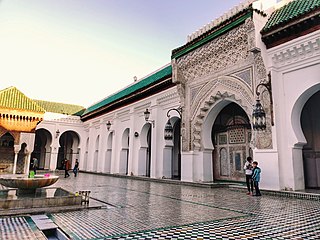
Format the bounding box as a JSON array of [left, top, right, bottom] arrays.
[[244, 157, 253, 195]]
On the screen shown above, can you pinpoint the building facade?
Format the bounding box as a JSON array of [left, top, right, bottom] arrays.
[[0, 0, 319, 191]]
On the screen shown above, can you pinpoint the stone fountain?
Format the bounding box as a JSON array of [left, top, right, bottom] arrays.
[[0, 174, 59, 191], [0, 174, 81, 213]]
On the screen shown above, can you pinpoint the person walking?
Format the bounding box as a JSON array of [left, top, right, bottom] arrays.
[[252, 161, 261, 196], [244, 157, 253, 195], [63, 158, 70, 178], [73, 159, 79, 177]]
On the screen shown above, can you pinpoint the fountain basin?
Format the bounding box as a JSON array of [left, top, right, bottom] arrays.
[[0, 175, 59, 189], [0, 187, 82, 211]]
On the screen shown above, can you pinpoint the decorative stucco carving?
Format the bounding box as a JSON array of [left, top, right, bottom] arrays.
[[175, 19, 272, 151], [190, 77, 253, 121], [176, 20, 254, 82], [157, 90, 179, 106], [255, 89, 273, 149], [253, 52, 273, 149], [192, 90, 253, 151], [231, 67, 253, 87], [271, 35, 320, 66]]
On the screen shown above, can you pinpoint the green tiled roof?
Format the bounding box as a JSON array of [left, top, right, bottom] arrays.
[[33, 99, 85, 116], [262, 0, 320, 33], [82, 65, 172, 116], [0, 87, 45, 113]]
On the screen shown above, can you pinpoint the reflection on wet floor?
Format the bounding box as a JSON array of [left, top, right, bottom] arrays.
[[2, 173, 320, 239]]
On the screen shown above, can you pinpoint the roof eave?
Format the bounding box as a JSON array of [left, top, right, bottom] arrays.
[[81, 76, 173, 121]]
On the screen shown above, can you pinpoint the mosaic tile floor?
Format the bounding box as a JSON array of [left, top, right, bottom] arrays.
[[2, 173, 320, 239], [0, 216, 46, 240]]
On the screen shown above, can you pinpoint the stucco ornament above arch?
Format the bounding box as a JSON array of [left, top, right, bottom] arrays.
[[191, 76, 254, 151]]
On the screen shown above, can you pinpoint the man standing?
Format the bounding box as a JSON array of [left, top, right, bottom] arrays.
[[244, 157, 253, 195], [63, 158, 70, 178]]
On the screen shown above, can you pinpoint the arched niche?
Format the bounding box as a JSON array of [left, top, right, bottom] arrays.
[[57, 130, 80, 169], [32, 128, 52, 169]]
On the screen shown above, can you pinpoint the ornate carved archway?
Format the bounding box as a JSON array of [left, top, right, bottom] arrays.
[[190, 76, 254, 151]]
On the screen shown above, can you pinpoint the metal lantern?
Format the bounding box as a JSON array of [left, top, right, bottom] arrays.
[[144, 109, 150, 122], [164, 119, 173, 140], [106, 121, 111, 131], [252, 99, 266, 131]]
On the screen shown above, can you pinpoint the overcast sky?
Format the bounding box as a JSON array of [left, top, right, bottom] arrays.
[[0, 0, 242, 107]]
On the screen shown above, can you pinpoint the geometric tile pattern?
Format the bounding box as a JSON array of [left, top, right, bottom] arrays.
[[51, 174, 320, 240], [3, 174, 320, 239], [0, 216, 46, 240]]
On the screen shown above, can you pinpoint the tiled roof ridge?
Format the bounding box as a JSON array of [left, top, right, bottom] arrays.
[[187, 0, 256, 43], [261, 0, 320, 33], [82, 64, 172, 117], [0, 86, 45, 113], [33, 99, 84, 109], [33, 99, 85, 116]]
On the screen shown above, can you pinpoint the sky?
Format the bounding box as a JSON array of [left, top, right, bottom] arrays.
[[0, 0, 243, 107]]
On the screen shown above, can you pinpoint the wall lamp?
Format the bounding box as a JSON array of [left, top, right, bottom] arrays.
[[106, 121, 112, 131], [164, 107, 182, 141], [144, 109, 155, 128], [55, 129, 60, 138], [252, 72, 274, 131]]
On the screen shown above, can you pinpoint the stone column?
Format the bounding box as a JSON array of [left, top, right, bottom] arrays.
[[12, 149, 19, 174], [49, 146, 59, 171], [25, 153, 31, 176]]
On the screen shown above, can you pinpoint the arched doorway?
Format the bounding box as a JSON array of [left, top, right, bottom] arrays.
[[32, 129, 52, 170], [57, 131, 80, 170], [105, 132, 113, 173], [0, 132, 14, 173], [172, 118, 181, 179], [93, 135, 100, 172], [163, 117, 181, 179], [120, 128, 130, 175], [301, 91, 320, 188], [212, 102, 251, 182], [139, 123, 151, 177]]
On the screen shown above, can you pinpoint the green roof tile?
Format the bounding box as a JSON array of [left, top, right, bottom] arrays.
[[33, 99, 85, 116], [82, 65, 172, 116], [0, 87, 45, 113], [262, 0, 320, 33]]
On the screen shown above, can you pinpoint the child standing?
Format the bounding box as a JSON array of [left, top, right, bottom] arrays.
[[244, 157, 253, 195], [252, 161, 261, 196]]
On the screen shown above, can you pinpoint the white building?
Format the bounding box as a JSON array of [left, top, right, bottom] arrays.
[[1, 0, 319, 191]]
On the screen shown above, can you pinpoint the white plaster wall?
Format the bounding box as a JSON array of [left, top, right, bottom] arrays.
[[81, 87, 180, 179], [267, 30, 320, 190]]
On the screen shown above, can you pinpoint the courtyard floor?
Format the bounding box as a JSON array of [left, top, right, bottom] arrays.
[[1, 172, 320, 239]]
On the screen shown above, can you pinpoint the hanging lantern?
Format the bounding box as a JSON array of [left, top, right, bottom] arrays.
[[164, 119, 173, 140], [252, 99, 266, 131]]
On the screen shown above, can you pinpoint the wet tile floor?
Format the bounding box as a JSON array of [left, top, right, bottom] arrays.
[[1, 173, 320, 239]]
